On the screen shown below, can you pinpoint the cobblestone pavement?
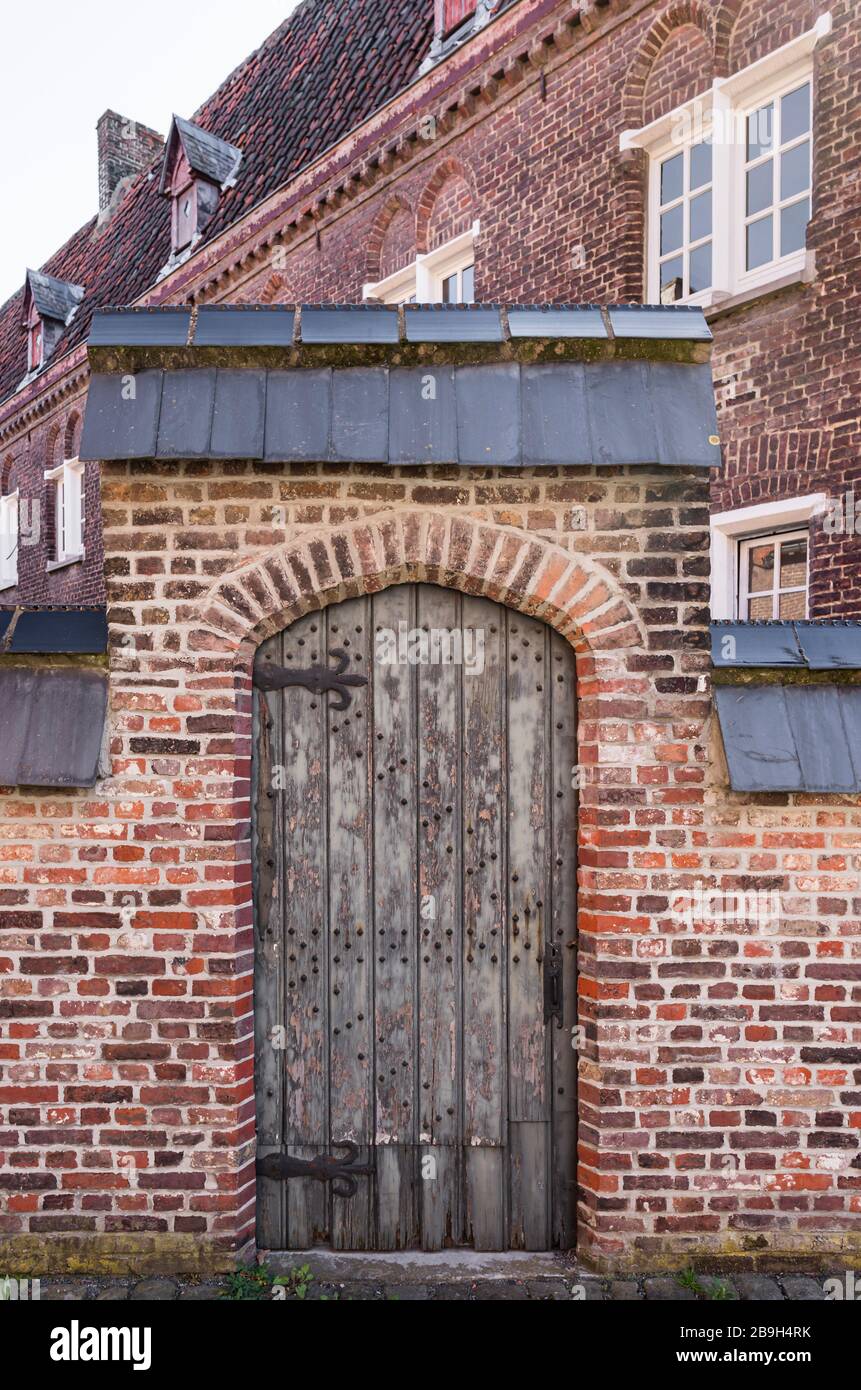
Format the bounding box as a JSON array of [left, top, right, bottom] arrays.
[[28, 1272, 833, 1302]]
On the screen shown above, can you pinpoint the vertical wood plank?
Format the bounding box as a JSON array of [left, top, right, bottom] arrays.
[[549, 628, 579, 1249], [416, 585, 462, 1248], [462, 596, 506, 1250], [509, 1121, 550, 1251], [372, 586, 420, 1249], [276, 615, 330, 1248], [506, 610, 551, 1249], [326, 598, 374, 1249], [253, 629, 286, 1248]]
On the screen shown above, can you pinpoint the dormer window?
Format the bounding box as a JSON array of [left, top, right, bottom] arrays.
[[443, 0, 478, 34], [22, 270, 85, 377], [29, 316, 44, 372], [159, 116, 242, 267], [420, 0, 501, 73]]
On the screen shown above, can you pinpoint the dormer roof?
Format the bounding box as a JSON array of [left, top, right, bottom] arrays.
[[159, 116, 242, 195], [24, 269, 85, 326]]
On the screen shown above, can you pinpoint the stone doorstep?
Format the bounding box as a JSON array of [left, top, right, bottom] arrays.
[[265, 1248, 579, 1284]]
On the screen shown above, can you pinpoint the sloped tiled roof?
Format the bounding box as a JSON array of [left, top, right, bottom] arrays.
[[0, 0, 435, 407]]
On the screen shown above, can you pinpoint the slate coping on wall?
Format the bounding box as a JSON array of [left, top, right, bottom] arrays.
[[0, 667, 108, 788], [0, 608, 109, 655], [80, 304, 720, 469], [711, 621, 861, 670], [714, 684, 861, 793]]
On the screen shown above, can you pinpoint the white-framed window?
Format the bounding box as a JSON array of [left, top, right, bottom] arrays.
[[710, 494, 826, 620], [363, 223, 479, 305], [738, 528, 809, 620], [739, 73, 812, 290], [0, 490, 19, 591], [45, 459, 85, 569], [621, 14, 830, 307]]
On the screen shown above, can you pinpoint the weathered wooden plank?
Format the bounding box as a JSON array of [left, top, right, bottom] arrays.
[[371, 586, 419, 1248], [375, 1145, 420, 1251], [421, 1144, 459, 1250], [462, 596, 506, 1151], [506, 611, 550, 1126], [416, 585, 462, 1248], [253, 628, 286, 1248], [465, 1147, 505, 1250], [326, 598, 374, 1249], [509, 1121, 550, 1251], [549, 628, 579, 1249], [273, 615, 331, 1248]]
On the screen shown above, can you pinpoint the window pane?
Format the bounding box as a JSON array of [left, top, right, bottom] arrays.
[[660, 203, 684, 254], [461, 264, 475, 304], [690, 141, 712, 191], [747, 214, 773, 269], [747, 102, 774, 160], [659, 256, 684, 302], [780, 197, 810, 256], [748, 542, 775, 593], [781, 83, 811, 144], [689, 241, 712, 294], [441, 272, 458, 304], [780, 536, 808, 588], [747, 160, 773, 216], [781, 140, 810, 200], [749, 595, 774, 620], [689, 189, 712, 242], [660, 151, 684, 205], [779, 590, 807, 620]]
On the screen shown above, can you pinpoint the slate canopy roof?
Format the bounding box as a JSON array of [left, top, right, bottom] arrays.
[[79, 303, 721, 470]]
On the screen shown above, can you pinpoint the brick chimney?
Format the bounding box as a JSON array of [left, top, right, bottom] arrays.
[[97, 110, 164, 222]]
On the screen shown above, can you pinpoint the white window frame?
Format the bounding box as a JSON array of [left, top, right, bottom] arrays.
[[738, 527, 810, 620], [363, 222, 479, 304], [0, 489, 20, 591], [621, 14, 830, 308], [710, 493, 826, 620], [45, 458, 85, 570]]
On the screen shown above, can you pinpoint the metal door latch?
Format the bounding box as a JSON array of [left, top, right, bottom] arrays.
[[543, 942, 564, 1028]]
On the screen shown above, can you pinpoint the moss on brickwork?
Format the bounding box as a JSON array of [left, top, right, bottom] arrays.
[[0, 1234, 244, 1278], [88, 332, 711, 377]]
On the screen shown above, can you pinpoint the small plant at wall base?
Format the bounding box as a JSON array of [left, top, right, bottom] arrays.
[[222, 1264, 317, 1301], [676, 1268, 735, 1301]]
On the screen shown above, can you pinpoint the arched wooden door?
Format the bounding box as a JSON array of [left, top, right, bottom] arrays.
[[253, 584, 577, 1251]]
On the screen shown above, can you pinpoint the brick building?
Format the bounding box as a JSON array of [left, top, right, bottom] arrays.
[[0, 0, 859, 1277]]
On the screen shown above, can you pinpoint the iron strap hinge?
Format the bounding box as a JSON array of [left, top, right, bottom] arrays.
[[253, 648, 368, 712], [256, 1141, 375, 1200], [543, 941, 564, 1029]]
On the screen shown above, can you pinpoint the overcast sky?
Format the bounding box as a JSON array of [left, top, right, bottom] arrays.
[[0, 1, 303, 306]]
